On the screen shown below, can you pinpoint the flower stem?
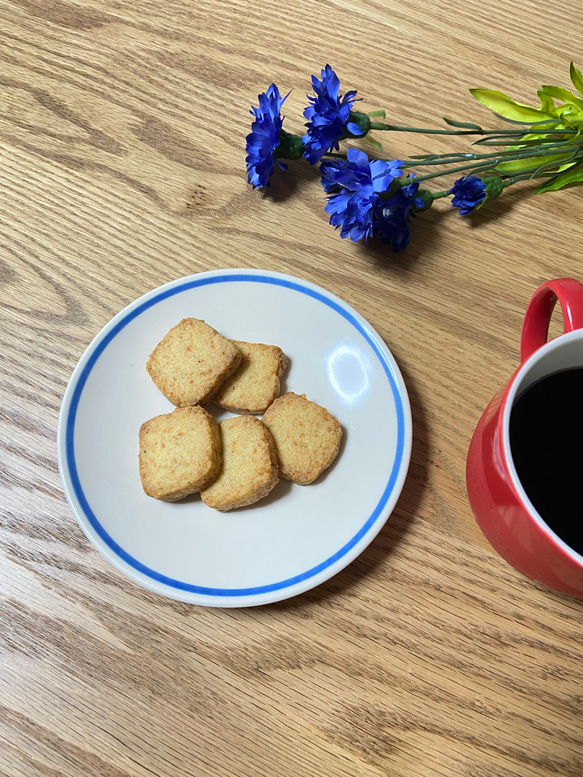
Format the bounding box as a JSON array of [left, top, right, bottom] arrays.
[[473, 135, 577, 147], [410, 160, 566, 190], [408, 160, 495, 184], [431, 189, 452, 200], [401, 141, 579, 168], [505, 171, 555, 184], [369, 122, 577, 137], [498, 161, 576, 181], [407, 137, 583, 165]]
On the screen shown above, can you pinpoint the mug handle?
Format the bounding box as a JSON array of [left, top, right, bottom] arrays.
[[521, 278, 583, 363]]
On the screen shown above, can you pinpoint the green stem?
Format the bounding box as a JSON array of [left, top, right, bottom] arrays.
[[408, 160, 495, 184], [369, 122, 577, 137], [408, 150, 576, 185], [430, 189, 452, 201], [473, 135, 577, 147], [505, 172, 554, 184], [401, 141, 580, 168], [409, 137, 583, 163], [497, 158, 578, 181], [411, 164, 563, 193]]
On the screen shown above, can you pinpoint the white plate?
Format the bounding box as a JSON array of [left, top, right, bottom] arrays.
[[57, 269, 412, 607]]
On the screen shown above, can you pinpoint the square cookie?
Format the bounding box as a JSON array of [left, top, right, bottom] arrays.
[[139, 406, 222, 501], [146, 318, 241, 407], [201, 416, 279, 511], [262, 392, 342, 485], [212, 341, 287, 414]]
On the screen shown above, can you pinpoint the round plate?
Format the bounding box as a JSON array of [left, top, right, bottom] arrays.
[[57, 269, 412, 606]]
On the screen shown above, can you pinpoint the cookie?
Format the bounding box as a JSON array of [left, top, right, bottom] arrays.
[[212, 340, 288, 414], [261, 392, 342, 485], [146, 318, 241, 407], [139, 406, 222, 501], [201, 415, 279, 511]]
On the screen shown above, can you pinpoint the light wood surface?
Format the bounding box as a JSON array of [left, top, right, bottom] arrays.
[[1, 1, 582, 775]]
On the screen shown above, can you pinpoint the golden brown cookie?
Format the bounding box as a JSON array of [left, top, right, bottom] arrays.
[[212, 340, 288, 414], [139, 406, 222, 501], [146, 318, 241, 407], [261, 392, 342, 485], [200, 416, 279, 511]]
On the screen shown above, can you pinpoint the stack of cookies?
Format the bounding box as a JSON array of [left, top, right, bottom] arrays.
[[139, 318, 342, 511]]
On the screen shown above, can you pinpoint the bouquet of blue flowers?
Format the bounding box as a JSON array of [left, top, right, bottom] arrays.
[[246, 64, 583, 251]]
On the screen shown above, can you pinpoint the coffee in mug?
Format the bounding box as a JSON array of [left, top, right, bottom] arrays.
[[509, 367, 583, 556]]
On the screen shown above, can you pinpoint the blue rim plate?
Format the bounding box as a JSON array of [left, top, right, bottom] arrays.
[[57, 269, 412, 606]]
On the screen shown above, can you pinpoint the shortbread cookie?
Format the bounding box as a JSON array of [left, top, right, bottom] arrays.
[[201, 416, 279, 511], [139, 406, 222, 501], [146, 318, 241, 407], [212, 341, 288, 414], [261, 392, 342, 485]]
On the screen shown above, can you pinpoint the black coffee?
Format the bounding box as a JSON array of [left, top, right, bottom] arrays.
[[509, 367, 583, 556]]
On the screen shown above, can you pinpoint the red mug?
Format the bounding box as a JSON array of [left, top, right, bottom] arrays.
[[466, 278, 583, 597]]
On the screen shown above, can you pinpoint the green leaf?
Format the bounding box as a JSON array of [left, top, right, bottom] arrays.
[[367, 109, 386, 119], [493, 115, 558, 126], [518, 129, 563, 141], [473, 136, 513, 145], [540, 84, 583, 112], [570, 62, 583, 97], [535, 161, 583, 192], [365, 135, 384, 151], [552, 105, 583, 129], [537, 89, 556, 114], [469, 88, 556, 123], [495, 153, 572, 174], [442, 117, 484, 131]]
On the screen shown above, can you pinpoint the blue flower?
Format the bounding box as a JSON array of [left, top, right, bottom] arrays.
[[375, 180, 426, 251], [450, 174, 487, 215], [246, 84, 288, 188], [303, 65, 361, 164], [320, 148, 403, 241]]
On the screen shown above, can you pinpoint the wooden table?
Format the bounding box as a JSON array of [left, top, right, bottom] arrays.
[[1, 1, 582, 775]]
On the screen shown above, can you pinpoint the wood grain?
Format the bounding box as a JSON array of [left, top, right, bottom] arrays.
[[1, 0, 582, 775]]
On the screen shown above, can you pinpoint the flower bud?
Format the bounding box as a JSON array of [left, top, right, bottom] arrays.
[[346, 111, 371, 138], [483, 175, 504, 200], [413, 188, 434, 212]]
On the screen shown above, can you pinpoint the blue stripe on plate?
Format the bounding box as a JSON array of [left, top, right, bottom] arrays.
[[65, 273, 405, 597]]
